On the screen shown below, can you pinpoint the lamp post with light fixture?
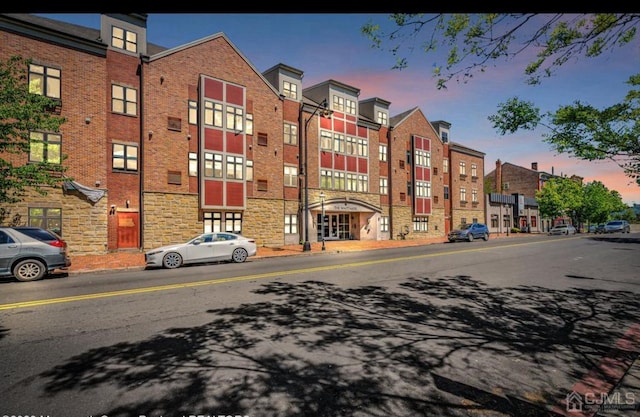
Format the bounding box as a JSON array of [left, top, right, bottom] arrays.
[[301, 98, 331, 252], [320, 191, 326, 251]]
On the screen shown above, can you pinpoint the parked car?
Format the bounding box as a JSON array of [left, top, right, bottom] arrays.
[[448, 223, 489, 242], [603, 220, 631, 234], [0, 227, 71, 282], [588, 224, 606, 234], [145, 232, 257, 269], [548, 224, 577, 235]]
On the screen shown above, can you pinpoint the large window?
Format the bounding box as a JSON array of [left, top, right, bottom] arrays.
[[459, 161, 466, 176], [226, 155, 243, 179], [29, 207, 62, 236], [380, 216, 389, 232], [225, 212, 242, 233], [188, 100, 197, 125], [413, 217, 428, 232], [284, 165, 298, 187], [345, 98, 356, 115], [204, 153, 223, 178], [332, 95, 344, 112], [226, 106, 243, 132], [377, 111, 388, 126], [283, 81, 297, 99], [472, 189, 478, 202], [379, 144, 387, 161], [380, 177, 388, 195], [204, 212, 222, 233], [112, 84, 137, 116], [443, 158, 449, 173], [320, 131, 332, 150], [29, 132, 61, 164], [188, 152, 197, 176], [284, 123, 297, 145], [245, 114, 253, 136], [357, 139, 368, 157], [333, 133, 345, 153], [460, 187, 467, 202], [321, 169, 333, 189], [28, 64, 60, 99], [471, 163, 478, 178], [284, 214, 298, 234], [111, 26, 137, 52], [246, 160, 253, 181], [204, 100, 223, 127], [112, 143, 138, 172]]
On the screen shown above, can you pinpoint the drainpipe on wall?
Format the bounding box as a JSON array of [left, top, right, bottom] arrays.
[[138, 56, 146, 251], [387, 127, 394, 239]]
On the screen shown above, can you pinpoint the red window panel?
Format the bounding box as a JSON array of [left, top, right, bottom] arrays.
[[358, 157, 368, 173], [346, 156, 357, 171], [333, 153, 345, 170], [345, 122, 356, 135], [357, 125, 368, 137], [226, 182, 244, 207], [226, 84, 244, 106], [204, 78, 223, 101], [320, 117, 332, 130], [204, 180, 224, 206], [225, 131, 244, 154], [205, 128, 224, 151], [333, 119, 345, 133]]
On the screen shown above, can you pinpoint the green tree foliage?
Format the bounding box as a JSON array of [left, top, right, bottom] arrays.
[[362, 13, 638, 88], [0, 55, 68, 206], [361, 13, 640, 182], [537, 178, 626, 226]]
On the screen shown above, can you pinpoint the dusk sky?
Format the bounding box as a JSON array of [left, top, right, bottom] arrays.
[[38, 13, 640, 205]]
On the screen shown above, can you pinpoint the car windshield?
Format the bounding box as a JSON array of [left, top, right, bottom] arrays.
[[608, 221, 622, 225], [459, 224, 472, 230]]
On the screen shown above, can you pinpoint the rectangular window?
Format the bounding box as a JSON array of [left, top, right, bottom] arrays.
[[460, 187, 467, 202], [332, 95, 344, 112], [225, 212, 242, 233], [357, 174, 368, 192], [28, 207, 62, 236], [203, 212, 222, 233], [415, 181, 431, 197], [461, 217, 467, 225], [29, 132, 61, 164], [283, 81, 297, 99], [168, 116, 181, 132], [246, 160, 253, 181], [346, 173, 357, 191], [226, 155, 243, 179], [188, 100, 197, 124], [284, 123, 298, 145], [472, 189, 478, 202], [380, 216, 389, 232], [112, 84, 137, 116], [530, 216, 537, 228], [400, 192, 406, 202], [346, 136, 357, 155], [443, 158, 449, 173], [257, 179, 268, 191], [333, 133, 345, 153], [357, 139, 368, 157], [284, 214, 298, 234], [284, 165, 298, 187], [444, 185, 449, 200], [334, 171, 344, 190], [28, 64, 61, 99], [471, 163, 478, 178], [204, 101, 223, 127], [203, 153, 223, 178], [246, 113, 253, 136], [188, 152, 197, 177], [320, 131, 332, 150], [111, 25, 137, 52], [226, 105, 243, 132], [345, 98, 356, 115], [112, 143, 138, 172], [376, 111, 388, 126], [321, 169, 333, 189], [413, 217, 428, 232], [491, 214, 499, 228], [380, 177, 388, 195], [379, 144, 387, 161], [459, 161, 466, 176]]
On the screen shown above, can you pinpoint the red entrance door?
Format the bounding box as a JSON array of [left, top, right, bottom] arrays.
[[117, 211, 139, 249]]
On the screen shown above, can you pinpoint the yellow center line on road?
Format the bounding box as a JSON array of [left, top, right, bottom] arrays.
[[0, 238, 559, 311]]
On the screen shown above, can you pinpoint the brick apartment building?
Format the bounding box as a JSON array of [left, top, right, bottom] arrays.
[[0, 13, 485, 255]]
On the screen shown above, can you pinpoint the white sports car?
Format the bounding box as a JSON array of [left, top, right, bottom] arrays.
[[145, 232, 257, 269]]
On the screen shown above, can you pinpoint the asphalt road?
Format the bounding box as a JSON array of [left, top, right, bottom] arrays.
[[0, 233, 638, 417]]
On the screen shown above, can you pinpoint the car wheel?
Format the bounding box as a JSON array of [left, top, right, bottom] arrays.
[[232, 247, 248, 263], [467, 234, 474, 242], [13, 259, 46, 282], [162, 252, 183, 269], [483, 232, 489, 241], [448, 239, 455, 243]]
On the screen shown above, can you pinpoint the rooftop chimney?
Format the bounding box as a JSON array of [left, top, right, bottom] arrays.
[[495, 159, 502, 193], [531, 162, 538, 171]]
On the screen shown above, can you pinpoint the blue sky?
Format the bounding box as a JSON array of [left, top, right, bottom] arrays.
[[38, 13, 640, 205]]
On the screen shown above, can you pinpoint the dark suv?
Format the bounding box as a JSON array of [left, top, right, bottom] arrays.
[[448, 223, 490, 242], [0, 227, 71, 282]]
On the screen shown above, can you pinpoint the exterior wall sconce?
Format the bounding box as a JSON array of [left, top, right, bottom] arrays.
[[95, 180, 101, 187], [160, 75, 165, 84], [85, 117, 91, 124], [109, 205, 116, 215], [187, 134, 191, 140], [148, 130, 153, 139]]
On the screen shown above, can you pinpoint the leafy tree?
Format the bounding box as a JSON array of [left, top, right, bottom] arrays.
[[0, 55, 68, 209], [583, 181, 622, 224], [536, 177, 583, 224], [489, 75, 640, 183], [362, 13, 639, 88], [362, 13, 640, 182]]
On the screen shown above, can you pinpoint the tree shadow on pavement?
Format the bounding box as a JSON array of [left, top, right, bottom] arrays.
[[37, 275, 640, 417]]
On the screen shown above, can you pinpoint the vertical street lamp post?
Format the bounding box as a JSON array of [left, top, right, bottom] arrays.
[[320, 191, 326, 251], [302, 99, 330, 252]]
